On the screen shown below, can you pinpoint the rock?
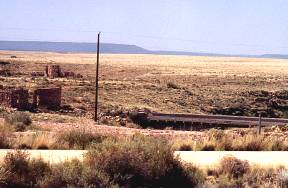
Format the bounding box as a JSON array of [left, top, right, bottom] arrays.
[[73, 97, 84, 103]]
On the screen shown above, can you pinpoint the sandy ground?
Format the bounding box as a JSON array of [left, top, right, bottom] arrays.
[[0, 149, 288, 169]]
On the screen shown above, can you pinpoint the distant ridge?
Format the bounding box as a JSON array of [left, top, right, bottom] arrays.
[[0, 41, 150, 54], [260, 54, 288, 59], [0, 41, 287, 59]]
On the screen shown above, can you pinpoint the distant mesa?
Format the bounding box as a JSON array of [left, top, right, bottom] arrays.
[[0, 41, 150, 54], [0, 41, 288, 59], [260, 54, 288, 59]]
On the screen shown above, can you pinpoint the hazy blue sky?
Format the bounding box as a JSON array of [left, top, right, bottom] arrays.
[[0, 0, 288, 54]]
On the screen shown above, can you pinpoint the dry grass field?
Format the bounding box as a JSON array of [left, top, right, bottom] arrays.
[[1, 50, 288, 121], [0, 51, 288, 186]]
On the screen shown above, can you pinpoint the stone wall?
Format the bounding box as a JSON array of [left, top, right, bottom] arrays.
[[45, 65, 82, 79], [45, 65, 61, 78], [33, 87, 61, 110], [0, 88, 29, 109], [31, 71, 45, 77]]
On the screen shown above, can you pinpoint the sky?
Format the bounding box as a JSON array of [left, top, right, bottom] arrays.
[[0, 0, 288, 55]]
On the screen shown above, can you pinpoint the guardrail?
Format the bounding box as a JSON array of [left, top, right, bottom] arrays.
[[139, 112, 288, 132]]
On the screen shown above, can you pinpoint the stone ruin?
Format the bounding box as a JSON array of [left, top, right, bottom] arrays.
[[31, 71, 45, 77], [0, 61, 12, 76], [0, 86, 61, 111], [0, 87, 29, 109], [44, 65, 82, 79], [33, 87, 61, 110], [45, 65, 61, 78]]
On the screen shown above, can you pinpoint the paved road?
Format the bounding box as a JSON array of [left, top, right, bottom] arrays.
[[0, 149, 85, 164], [0, 150, 287, 168], [175, 151, 288, 168]]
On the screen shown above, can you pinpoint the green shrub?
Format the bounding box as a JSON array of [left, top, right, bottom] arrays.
[[0, 150, 51, 187], [29, 159, 51, 185], [85, 135, 204, 187], [0, 151, 113, 188], [0, 167, 11, 187], [1, 150, 31, 187], [57, 130, 104, 149], [38, 159, 115, 188], [4, 112, 32, 131], [3, 150, 30, 175]]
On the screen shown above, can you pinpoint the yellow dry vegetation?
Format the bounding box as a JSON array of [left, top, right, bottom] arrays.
[[1, 50, 288, 117]]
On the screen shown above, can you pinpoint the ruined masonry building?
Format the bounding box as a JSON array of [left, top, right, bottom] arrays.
[[33, 87, 61, 110], [45, 65, 82, 79], [0, 87, 61, 110], [0, 88, 29, 109]]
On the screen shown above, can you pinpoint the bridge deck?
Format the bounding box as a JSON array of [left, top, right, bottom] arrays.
[[147, 113, 288, 127]]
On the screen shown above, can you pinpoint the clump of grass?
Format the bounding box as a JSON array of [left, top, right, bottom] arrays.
[[207, 129, 225, 140], [0, 124, 12, 149], [167, 81, 180, 89], [204, 161, 285, 187], [219, 156, 250, 178], [278, 169, 288, 187], [232, 134, 268, 151], [4, 112, 32, 131], [201, 144, 216, 151], [241, 166, 281, 187], [14, 132, 57, 150], [28, 159, 51, 185], [85, 134, 204, 188], [56, 130, 105, 149], [179, 144, 192, 151], [268, 138, 288, 151], [194, 129, 288, 151], [197, 129, 233, 151]]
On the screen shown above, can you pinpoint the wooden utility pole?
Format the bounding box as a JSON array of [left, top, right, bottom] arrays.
[[95, 32, 100, 122]]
